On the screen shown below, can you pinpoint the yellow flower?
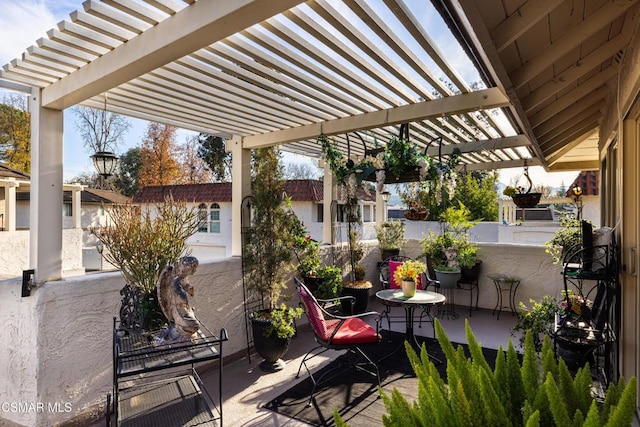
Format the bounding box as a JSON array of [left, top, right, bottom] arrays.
[[394, 260, 426, 284]]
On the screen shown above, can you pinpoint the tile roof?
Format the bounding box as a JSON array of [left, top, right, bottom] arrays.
[[16, 189, 131, 204], [0, 164, 30, 180], [133, 180, 376, 204]]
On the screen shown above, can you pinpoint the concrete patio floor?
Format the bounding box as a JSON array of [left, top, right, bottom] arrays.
[[198, 299, 519, 427]]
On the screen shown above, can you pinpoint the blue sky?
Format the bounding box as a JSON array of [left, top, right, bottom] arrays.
[[0, 0, 579, 188]]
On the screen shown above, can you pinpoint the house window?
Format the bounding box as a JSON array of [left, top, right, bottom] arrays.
[[63, 203, 72, 217], [316, 203, 324, 222], [209, 203, 220, 233], [198, 203, 208, 232]]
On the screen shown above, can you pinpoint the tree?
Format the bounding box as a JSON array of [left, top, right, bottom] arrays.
[[283, 161, 321, 180], [180, 135, 213, 184], [72, 104, 131, 155], [197, 133, 231, 182], [138, 123, 182, 187], [113, 147, 142, 197], [66, 171, 99, 187], [452, 171, 499, 221], [0, 95, 30, 173]]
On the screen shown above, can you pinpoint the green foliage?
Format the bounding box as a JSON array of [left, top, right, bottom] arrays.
[[114, 147, 142, 197], [91, 197, 201, 293], [0, 101, 31, 174], [452, 171, 499, 221], [197, 133, 231, 182], [243, 147, 300, 309], [545, 216, 586, 265], [314, 265, 343, 299], [420, 202, 479, 269], [375, 219, 406, 250], [262, 304, 303, 339], [513, 295, 563, 350], [335, 319, 637, 426]]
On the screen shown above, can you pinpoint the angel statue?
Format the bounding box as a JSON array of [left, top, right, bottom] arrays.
[[155, 256, 201, 345]]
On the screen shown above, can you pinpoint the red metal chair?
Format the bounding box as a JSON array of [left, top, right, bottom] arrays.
[[294, 277, 382, 406]]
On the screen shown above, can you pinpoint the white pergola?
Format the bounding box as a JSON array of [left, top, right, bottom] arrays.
[[1, 0, 636, 281]]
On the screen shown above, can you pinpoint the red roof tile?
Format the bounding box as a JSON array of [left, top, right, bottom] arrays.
[[133, 180, 376, 203]]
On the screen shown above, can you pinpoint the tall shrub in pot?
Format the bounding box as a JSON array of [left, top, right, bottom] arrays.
[[243, 147, 302, 371], [375, 219, 406, 260]]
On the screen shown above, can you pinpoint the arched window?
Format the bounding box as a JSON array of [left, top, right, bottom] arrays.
[[209, 203, 220, 233], [198, 203, 208, 233]]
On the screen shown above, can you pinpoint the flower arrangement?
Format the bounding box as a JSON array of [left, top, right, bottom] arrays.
[[393, 260, 426, 284]]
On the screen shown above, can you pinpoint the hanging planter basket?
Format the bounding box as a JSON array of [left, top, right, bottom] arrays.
[[403, 208, 430, 221], [509, 162, 541, 209], [512, 192, 542, 209]]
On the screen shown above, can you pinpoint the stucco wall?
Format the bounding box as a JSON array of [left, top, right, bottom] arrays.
[[0, 278, 39, 427], [0, 229, 84, 277], [401, 240, 565, 311], [0, 257, 252, 427], [0, 242, 566, 426]]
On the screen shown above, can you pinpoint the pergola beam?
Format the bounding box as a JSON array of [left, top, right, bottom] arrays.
[[425, 135, 531, 157], [460, 157, 542, 171], [41, 0, 305, 109], [243, 87, 509, 148]]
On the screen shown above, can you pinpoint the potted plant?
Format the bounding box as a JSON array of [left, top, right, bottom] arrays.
[[342, 227, 372, 314], [545, 215, 585, 265], [374, 219, 406, 260], [92, 197, 201, 332], [398, 182, 430, 221], [393, 259, 426, 298], [512, 294, 562, 351], [243, 147, 302, 372], [502, 164, 542, 209], [292, 216, 343, 299], [420, 202, 479, 286]]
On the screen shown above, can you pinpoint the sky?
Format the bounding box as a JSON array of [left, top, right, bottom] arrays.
[[0, 0, 580, 188]]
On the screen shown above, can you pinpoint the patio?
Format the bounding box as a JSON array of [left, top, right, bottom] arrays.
[[1, 1, 640, 425], [83, 299, 517, 427], [209, 299, 517, 427]]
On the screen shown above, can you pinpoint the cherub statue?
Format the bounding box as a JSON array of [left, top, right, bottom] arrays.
[[155, 256, 200, 345], [444, 247, 460, 269]]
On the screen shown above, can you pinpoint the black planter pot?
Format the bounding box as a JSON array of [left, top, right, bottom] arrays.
[[380, 248, 400, 261], [302, 275, 323, 294], [250, 311, 291, 372], [460, 260, 482, 282], [556, 337, 595, 372], [119, 284, 167, 332], [341, 283, 372, 315]]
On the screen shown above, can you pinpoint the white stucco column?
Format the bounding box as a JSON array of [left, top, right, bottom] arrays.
[[29, 88, 64, 282], [228, 136, 251, 257], [2, 179, 18, 231], [375, 190, 387, 224], [322, 160, 333, 244], [71, 185, 83, 229]]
